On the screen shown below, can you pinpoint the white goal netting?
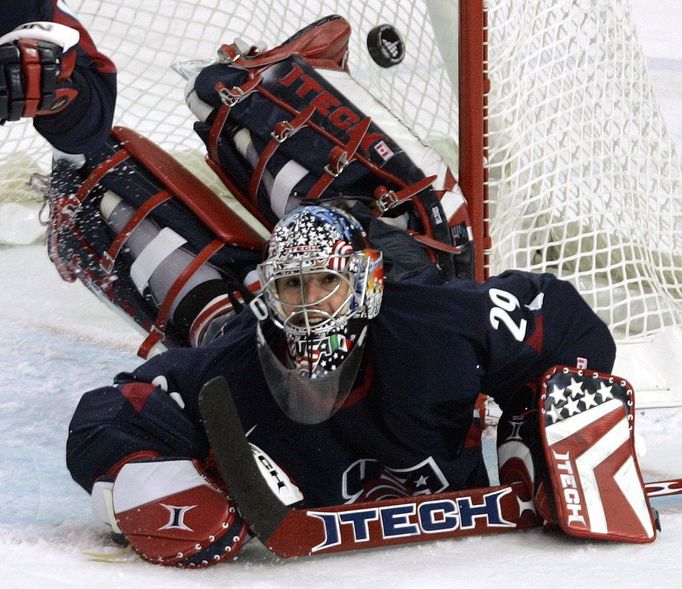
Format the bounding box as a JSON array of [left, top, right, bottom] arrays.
[[485, 1, 682, 340], [1, 0, 681, 395]]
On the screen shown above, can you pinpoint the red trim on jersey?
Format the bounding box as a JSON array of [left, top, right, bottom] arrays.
[[120, 382, 156, 413], [526, 315, 544, 352]]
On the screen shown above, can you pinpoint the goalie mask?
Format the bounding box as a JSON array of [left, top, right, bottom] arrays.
[[251, 205, 383, 424]]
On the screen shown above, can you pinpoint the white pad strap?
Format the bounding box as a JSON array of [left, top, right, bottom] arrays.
[[91, 480, 122, 534], [130, 227, 187, 293]]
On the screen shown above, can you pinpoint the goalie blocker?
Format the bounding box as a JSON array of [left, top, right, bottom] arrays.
[[498, 365, 658, 543], [90, 442, 303, 566]]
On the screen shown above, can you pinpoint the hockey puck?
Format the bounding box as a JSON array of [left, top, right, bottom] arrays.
[[367, 24, 405, 68]]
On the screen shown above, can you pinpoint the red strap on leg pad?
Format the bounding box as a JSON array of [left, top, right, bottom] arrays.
[[538, 366, 657, 543], [112, 458, 250, 566]]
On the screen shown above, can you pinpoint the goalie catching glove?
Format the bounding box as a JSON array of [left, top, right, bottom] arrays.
[[0, 22, 79, 123], [91, 457, 251, 567], [497, 365, 658, 543], [90, 442, 302, 567]]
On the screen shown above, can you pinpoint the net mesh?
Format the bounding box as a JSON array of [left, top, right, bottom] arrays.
[[485, 0, 682, 337], [0, 0, 680, 342]]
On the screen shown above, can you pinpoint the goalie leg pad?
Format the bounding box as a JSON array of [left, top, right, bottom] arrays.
[[190, 15, 472, 279], [45, 128, 264, 356], [496, 383, 555, 525], [538, 366, 657, 543]]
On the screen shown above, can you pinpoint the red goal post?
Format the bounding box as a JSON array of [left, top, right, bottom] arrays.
[[458, 0, 489, 282], [457, 0, 682, 408]]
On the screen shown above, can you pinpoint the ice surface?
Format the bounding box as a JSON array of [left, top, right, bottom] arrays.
[[1, 2, 681, 587]]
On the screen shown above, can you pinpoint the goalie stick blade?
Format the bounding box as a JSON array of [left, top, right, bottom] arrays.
[[199, 376, 290, 541], [265, 482, 541, 557]]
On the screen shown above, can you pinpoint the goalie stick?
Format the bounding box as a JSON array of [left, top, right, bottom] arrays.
[[198, 377, 682, 558]]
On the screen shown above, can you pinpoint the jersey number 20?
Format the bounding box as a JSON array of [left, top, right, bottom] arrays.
[[488, 288, 527, 341]]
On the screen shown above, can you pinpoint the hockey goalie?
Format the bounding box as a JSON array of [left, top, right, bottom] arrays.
[[0, 1, 657, 567]]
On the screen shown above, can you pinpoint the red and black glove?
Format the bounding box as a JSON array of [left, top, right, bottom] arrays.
[[0, 22, 79, 123]]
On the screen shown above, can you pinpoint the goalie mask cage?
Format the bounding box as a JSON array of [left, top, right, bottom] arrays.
[[1, 0, 680, 406]]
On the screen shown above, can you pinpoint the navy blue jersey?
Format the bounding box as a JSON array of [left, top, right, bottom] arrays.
[[67, 269, 615, 507], [3, 0, 116, 152]]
